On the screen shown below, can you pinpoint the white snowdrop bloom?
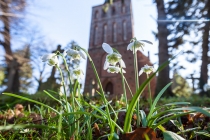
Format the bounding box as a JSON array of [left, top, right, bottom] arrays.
[[127, 39, 153, 54], [41, 53, 59, 66], [139, 64, 155, 76], [66, 48, 85, 60], [102, 43, 126, 70], [20, 129, 30, 133], [107, 65, 126, 74], [71, 68, 84, 79]]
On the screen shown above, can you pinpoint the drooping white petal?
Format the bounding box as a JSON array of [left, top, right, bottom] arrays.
[[102, 43, 113, 54], [139, 69, 144, 76], [48, 56, 59, 66], [41, 54, 49, 62], [81, 69, 84, 75], [63, 50, 67, 57], [41, 53, 55, 62], [122, 69, 126, 73], [119, 59, 126, 68], [127, 42, 134, 51], [103, 60, 109, 70], [41, 53, 59, 66], [139, 64, 155, 76], [106, 65, 125, 74], [66, 49, 76, 55], [79, 51, 86, 59], [107, 66, 120, 73], [53, 56, 59, 65], [72, 68, 84, 79], [67, 49, 81, 60]]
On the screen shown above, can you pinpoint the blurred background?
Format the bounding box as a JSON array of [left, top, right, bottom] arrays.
[[0, 0, 209, 99]]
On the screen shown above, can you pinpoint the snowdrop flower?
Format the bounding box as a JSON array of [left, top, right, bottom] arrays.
[[102, 43, 126, 70], [107, 65, 126, 73], [41, 53, 59, 66], [139, 64, 155, 76], [59, 86, 64, 96], [71, 68, 84, 79], [66, 47, 85, 60], [20, 129, 30, 133], [127, 38, 153, 54]]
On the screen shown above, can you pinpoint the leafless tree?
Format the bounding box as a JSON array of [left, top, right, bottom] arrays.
[[0, 0, 27, 93]]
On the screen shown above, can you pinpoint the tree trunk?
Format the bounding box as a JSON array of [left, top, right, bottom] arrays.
[[1, 0, 13, 63], [155, 0, 172, 96], [1, 0, 20, 93], [199, 0, 210, 95]]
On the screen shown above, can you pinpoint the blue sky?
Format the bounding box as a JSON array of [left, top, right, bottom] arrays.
[[0, 0, 201, 93], [25, 0, 204, 91], [27, 0, 158, 58], [25, 0, 159, 91]]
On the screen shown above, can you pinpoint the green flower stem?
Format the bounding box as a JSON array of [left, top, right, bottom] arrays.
[[77, 80, 81, 99], [133, 43, 139, 90], [56, 62, 76, 137], [79, 47, 115, 138], [3, 93, 60, 114], [147, 74, 152, 109], [57, 108, 63, 139], [120, 67, 128, 110], [56, 66, 69, 110], [87, 119, 92, 140], [133, 41, 140, 127], [59, 54, 74, 108], [123, 76, 133, 97], [90, 59, 114, 139]]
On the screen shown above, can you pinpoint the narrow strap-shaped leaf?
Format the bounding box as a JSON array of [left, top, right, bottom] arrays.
[[3, 93, 59, 114], [172, 107, 210, 117], [163, 130, 185, 140], [43, 90, 62, 104], [195, 131, 210, 137], [140, 110, 147, 127], [139, 40, 153, 45], [0, 124, 57, 131], [147, 82, 173, 120], [123, 55, 174, 132]]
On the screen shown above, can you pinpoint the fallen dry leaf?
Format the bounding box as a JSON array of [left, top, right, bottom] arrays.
[[94, 123, 101, 137], [120, 127, 160, 140]]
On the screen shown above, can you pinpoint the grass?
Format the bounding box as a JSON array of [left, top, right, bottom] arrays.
[[1, 39, 210, 140]]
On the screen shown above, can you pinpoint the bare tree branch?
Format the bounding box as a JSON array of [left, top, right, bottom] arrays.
[[0, 12, 24, 18]]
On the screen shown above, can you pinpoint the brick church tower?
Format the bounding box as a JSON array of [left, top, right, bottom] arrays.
[[84, 0, 156, 99]]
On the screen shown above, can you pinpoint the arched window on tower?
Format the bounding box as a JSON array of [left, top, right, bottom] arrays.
[[112, 6, 116, 15], [105, 82, 113, 95], [123, 21, 127, 41], [94, 26, 98, 45], [113, 23, 117, 42], [122, 5, 126, 13], [94, 10, 99, 19], [103, 24, 107, 42]]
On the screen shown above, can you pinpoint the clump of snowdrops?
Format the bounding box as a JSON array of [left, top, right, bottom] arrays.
[[3, 37, 210, 140]]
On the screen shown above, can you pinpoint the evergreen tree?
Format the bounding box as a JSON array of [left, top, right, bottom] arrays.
[[166, 0, 210, 95], [199, 0, 210, 95], [154, 0, 172, 96]]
